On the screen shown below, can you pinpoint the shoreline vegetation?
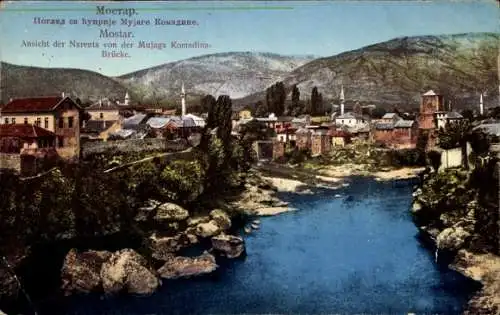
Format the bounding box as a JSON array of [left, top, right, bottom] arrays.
[[1, 117, 498, 314]]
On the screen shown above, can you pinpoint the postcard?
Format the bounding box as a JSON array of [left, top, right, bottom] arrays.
[[0, 1, 499, 314]]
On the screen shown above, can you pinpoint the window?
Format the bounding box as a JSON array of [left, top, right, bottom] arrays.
[[4, 118, 8, 124], [11, 118, 16, 124], [99, 113, 104, 119], [58, 137, 64, 148], [68, 117, 74, 128], [35, 117, 41, 127], [58, 118, 64, 128], [44, 118, 49, 129], [24, 117, 28, 124]]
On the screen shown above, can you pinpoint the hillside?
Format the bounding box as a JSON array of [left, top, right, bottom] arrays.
[[116, 52, 316, 101], [236, 32, 499, 110], [0, 62, 127, 104]]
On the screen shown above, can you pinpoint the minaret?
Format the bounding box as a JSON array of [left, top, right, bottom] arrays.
[[181, 82, 186, 117], [124, 92, 130, 106], [479, 92, 484, 116], [339, 85, 345, 116]]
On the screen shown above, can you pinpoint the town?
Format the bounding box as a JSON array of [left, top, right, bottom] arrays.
[[0, 83, 498, 176]]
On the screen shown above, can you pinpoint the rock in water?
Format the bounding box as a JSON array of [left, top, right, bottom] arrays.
[[100, 249, 160, 295], [157, 253, 217, 279], [148, 234, 182, 261], [211, 234, 245, 259], [251, 223, 260, 230], [61, 249, 112, 295], [154, 203, 189, 221], [209, 209, 231, 231], [195, 220, 221, 238]]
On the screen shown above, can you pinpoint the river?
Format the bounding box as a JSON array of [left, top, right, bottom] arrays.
[[45, 177, 478, 315]]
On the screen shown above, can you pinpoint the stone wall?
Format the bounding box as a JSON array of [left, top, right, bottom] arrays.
[[81, 139, 188, 157], [0, 153, 21, 172]]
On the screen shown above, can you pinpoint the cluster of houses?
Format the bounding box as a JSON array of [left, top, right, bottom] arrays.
[[0, 85, 494, 174]]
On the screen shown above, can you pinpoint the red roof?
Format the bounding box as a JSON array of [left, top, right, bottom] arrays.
[[0, 96, 79, 113], [328, 129, 351, 137], [0, 124, 55, 138]]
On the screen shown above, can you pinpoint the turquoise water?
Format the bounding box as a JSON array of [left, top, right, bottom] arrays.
[[49, 177, 477, 315]]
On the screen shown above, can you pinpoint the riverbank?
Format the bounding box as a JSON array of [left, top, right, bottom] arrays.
[[256, 162, 424, 191], [411, 164, 500, 315]]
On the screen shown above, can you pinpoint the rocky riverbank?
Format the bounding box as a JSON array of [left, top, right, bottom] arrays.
[[410, 166, 500, 315], [0, 169, 288, 313]]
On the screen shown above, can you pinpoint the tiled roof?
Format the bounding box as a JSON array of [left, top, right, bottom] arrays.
[[4, 96, 82, 113], [382, 113, 399, 119], [123, 113, 148, 126], [147, 117, 170, 129], [423, 90, 438, 96], [446, 111, 463, 119], [374, 122, 394, 130], [394, 120, 415, 128], [1, 96, 71, 113], [0, 124, 55, 138]]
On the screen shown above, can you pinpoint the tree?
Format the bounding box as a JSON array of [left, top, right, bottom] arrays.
[[201, 95, 216, 114], [311, 87, 320, 115], [290, 85, 301, 116], [461, 109, 474, 122], [371, 107, 387, 119], [255, 100, 267, 117]]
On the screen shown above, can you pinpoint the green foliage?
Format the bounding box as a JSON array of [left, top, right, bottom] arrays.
[[290, 85, 303, 116], [254, 100, 267, 117], [265, 81, 286, 116], [427, 150, 442, 171], [160, 159, 205, 204], [310, 86, 324, 115], [387, 149, 426, 167]]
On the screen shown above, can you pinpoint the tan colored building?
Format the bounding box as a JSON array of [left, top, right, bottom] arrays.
[[86, 101, 121, 121], [239, 109, 252, 120], [0, 96, 81, 159]]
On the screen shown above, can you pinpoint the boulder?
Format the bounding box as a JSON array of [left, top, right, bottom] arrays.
[[436, 227, 471, 252], [134, 199, 161, 222], [211, 234, 245, 259], [154, 203, 189, 221], [187, 216, 210, 227], [61, 249, 112, 295], [209, 209, 231, 231], [149, 234, 182, 261], [157, 252, 217, 279], [100, 249, 159, 295], [195, 220, 221, 238]]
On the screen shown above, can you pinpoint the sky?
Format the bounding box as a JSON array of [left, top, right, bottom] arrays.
[[0, 0, 498, 76]]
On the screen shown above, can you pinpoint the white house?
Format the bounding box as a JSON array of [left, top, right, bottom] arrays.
[[335, 112, 369, 128], [435, 111, 463, 129]]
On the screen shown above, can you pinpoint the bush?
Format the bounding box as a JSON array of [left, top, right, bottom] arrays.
[[284, 147, 310, 164], [387, 149, 425, 167], [427, 150, 442, 171]]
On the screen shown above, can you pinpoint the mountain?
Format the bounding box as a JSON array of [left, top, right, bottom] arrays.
[[0, 62, 127, 104], [116, 52, 316, 101], [236, 32, 500, 110]]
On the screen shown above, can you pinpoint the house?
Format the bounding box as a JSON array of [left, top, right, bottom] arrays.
[[311, 127, 331, 156], [291, 115, 311, 128], [256, 113, 278, 129], [81, 120, 121, 141], [328, 129, 351, 147], [373, 118, 418, 149], [380, 113, 402, 124], [0, 96, 81, 159], [435, 111, 464, 130], [295, 127, 313, 150], [276, 127, 297, 145], [122, 113, 151, 130], [335, 112, 369, 128], [275, 116, 294, 133], [85, 99, 121, 121], [239, 109, 252, 120], [0, 124, 59, 174]]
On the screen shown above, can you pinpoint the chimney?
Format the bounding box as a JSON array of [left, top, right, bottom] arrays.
[[62, 92, 65, 98]]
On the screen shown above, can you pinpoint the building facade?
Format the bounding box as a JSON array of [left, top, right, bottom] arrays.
[[0, 96, 81, 159]]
